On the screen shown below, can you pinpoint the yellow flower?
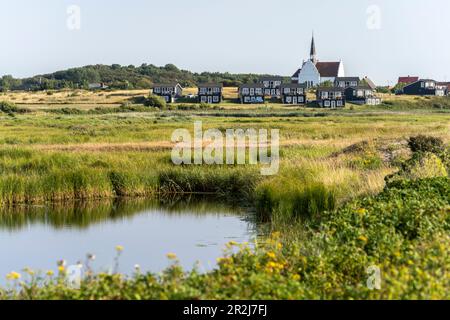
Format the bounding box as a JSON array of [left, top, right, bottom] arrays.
[[358, 235, 368, 243], [115, 245, 124, 252], [357, 208, 367, 215], [292, 274, 301, 281], [166, 253, 177, 260], [6, 271, 21, 281], [228, 241, 238, 246], [46, 270, 54, 277], [23, 267, 35, 276], [58, 265, 66, 273], [267, 252, 276, 259]]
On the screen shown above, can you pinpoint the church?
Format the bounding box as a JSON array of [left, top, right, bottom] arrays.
[[292, 35, 345, 87]]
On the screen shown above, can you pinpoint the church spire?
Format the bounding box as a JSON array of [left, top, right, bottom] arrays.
[[310, 32, 317, 64]]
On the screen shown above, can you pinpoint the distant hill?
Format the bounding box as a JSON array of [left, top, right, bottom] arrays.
[[0, 64, 286, 91]]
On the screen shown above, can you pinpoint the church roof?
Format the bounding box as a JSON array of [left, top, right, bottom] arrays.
[[315, 62, 341, 77], [292, 69, 301, 78]]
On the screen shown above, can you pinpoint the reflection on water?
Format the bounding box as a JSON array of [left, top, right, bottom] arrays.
[[0, 197, 258, 283]]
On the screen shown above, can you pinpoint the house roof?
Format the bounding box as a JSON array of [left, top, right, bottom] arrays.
[[197, 83, 223, 88], [398, 76, 419, 84], [152, 83, 181, 88], [346, 86, 373, 90], [316, 87, 345, 92], [316, 62, 341, 77], [363, 77, 377, 90], [292, 69, 301, 78], [239, 83, 265, 89], [335, 77, 360, 82], [280, 83, 307, 88]]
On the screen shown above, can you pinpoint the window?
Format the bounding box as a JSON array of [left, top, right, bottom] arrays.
[[286, 96, 292, 103], [200, 88, 206, 94], [250, 88, 255, 95], [322, 92, 329, 99], [299, 96, 304, 103], [243, 88, 249, 95], [213, 96, 219, 102], [324, 100, 330, 107], [284, 88, 290, 94], [297, 88, 303, 94], [201, 96, 207, 103], [255, 88, 263, 95], [337, 100, 343, 107], [213, 87, 220, 93], [154, 88, 161, 93]]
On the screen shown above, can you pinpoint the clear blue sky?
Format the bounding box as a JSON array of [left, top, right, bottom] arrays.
[[1, 0, 449, 85]]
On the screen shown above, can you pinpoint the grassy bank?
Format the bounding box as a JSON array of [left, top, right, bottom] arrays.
[[2, 176, 448, 300]]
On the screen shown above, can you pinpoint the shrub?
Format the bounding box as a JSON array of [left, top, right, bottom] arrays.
[[0, 101, 28, 114], [408, 135, 445, 154], [386, 152, 448, 183], [144, 94, 167, 109]]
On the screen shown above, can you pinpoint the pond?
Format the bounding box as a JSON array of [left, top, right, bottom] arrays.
[[0, 198, 258, 283]]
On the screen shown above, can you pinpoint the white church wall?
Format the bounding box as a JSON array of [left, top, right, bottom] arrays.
[[297, 61, 321, 87]]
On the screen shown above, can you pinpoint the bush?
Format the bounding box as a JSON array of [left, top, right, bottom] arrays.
[[408, 135, 445, 154], [0, 101, 29, 114], [386, 152, 448, 183], [144, 94, 167, 109]]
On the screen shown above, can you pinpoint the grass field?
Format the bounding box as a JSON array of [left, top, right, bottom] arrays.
[[0, 90, 449, 299]]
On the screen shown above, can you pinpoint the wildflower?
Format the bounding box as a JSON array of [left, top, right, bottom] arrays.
[[134, 264, 141, 272], [46, 270, 54, 277], [267, 252, 276, 259], [357, 208, 367, 215], [58, 265, 66, 273], [6, 271, 21, 281], [166, 253, 177, 260], [292, 274, 301, 281], [115, 245, 124, 252], [228, 241, 238, 246], [57, 259, 67, 267], [358, 235, 368, 243]]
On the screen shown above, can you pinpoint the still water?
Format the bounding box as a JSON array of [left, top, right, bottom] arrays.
[[0, 198, 257, 282]]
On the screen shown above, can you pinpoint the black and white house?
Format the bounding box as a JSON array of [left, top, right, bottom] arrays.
[[197, 83, 223, 103], [402, 79, 446, 96], [239, 84, 265, 104], [259, 77, 283, 97], [316, 87, 345, 108], [334, 77, 360, 88], [280, 83, 307, 104], [345, 86, 381, 105], [152, 83, 183, 103]]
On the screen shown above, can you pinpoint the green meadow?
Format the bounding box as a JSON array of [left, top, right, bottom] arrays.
[[0, 92, 449, 299]]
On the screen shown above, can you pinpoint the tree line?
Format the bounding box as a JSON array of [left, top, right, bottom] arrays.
[[0, 64, 285, 91]]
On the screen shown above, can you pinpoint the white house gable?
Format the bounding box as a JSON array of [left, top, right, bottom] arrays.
[[297, 60, 320, 87]]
